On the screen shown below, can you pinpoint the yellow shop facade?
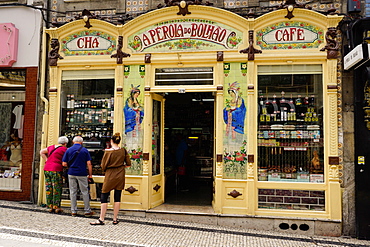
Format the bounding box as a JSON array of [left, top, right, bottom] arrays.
[[39, 4, 343, 235]]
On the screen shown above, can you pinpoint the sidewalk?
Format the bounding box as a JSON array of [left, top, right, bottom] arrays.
[[0, 200, 369, 247]]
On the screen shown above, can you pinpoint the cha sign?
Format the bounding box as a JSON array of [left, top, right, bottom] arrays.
[[128, 19, 242, 52], [256, 21, 324, 50], [61, 30, 116, 56], [0, 23, 19, 67]]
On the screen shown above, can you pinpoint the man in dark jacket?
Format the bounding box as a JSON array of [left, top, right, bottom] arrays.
[[62, 136, 94, 217]]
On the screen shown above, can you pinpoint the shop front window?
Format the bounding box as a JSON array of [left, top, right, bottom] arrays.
[[60, 70, 115, 178], [0, 69, 26, 190], [257, 65, 324, 183]]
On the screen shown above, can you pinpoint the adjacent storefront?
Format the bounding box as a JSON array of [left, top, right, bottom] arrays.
[[41, 5, 342, 235], [0, 7, 41, 201], [344, 17, 370, 240]]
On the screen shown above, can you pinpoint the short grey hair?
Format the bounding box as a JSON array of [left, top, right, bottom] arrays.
[[58, 136, 69, 144], [73, 136, 83, 143]]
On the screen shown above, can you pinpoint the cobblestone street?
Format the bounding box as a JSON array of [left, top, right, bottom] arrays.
[[0, 200, 369, 247]]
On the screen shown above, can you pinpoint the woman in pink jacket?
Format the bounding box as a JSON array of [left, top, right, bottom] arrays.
[[40, 136, 68, 213]]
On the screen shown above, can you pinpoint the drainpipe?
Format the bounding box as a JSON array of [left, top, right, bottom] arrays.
[[37, 27, 49, 205]]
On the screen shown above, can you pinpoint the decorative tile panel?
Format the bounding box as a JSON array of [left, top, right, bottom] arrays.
[[258, 189, 325, 211], [126, 0, 149, 13]]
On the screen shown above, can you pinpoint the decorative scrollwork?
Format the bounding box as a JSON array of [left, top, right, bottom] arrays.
[[329, 165, 339, 180], [125, 186, 138, 194], [279, 0, 307, 19], [239, 30, 262, 61], [216, 162, 223, 177], [320, 27, 340, 59], [165, 0, 213, 16], [153, 184, 161, 192], [48, 38, 63, 66], [111, 36, 131, 64], [228, 189, 242, 198], [74, 9, 106, 29], [247, 163, 254, 179]]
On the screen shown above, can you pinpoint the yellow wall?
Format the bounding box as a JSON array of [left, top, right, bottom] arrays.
[[41, 6, 342, 221]]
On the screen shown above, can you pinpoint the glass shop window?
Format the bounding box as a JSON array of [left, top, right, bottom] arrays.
[[155, 67, 213, 86], [60, 70, 114, 176], [0, 69, 26, 190], [257, 65, 324, 183]]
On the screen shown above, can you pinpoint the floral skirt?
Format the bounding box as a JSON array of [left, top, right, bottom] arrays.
[[44, 170, 63, 208]]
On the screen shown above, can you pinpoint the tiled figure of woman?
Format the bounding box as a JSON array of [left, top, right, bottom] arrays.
[[223, 81, 246, 151]]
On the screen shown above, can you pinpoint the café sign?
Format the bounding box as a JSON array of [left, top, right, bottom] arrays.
[[61, 30, 116, 56], [256, 21, 324, 50], [0, 23, 19, 67], [128, 19, 242, 52]]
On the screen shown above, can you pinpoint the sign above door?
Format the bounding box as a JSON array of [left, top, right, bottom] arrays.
[[256, 21, 324, 50], [128, 19, 242, 52], [61, 30, 116, 56]]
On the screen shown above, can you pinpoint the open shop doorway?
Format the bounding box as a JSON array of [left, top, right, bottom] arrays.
[[163, 92, 214, 206]]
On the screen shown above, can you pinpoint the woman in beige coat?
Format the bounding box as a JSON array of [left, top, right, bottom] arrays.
[[90, 133, 131, 225]]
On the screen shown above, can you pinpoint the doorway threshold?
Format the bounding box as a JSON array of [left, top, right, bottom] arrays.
[[149, 204, 215, 215]]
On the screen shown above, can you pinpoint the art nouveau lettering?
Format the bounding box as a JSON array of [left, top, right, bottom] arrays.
[[275, 28, 305, 42], [131, 21, 239, 52], [76, 37, 100, 49]]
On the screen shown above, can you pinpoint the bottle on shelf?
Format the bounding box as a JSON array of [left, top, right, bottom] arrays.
[[259, 94, 264, 107], [107, 111, 112, 123], [310, 95, 315, 107], [79, 111, 84, 123], [110, 97, 114, 108], [281, 107, 287, 121], [66, 111, 70, 123], [279, 91, 286, 104], [290, 108, 296, 121], [260, 95, 266, 122], [67, 95, 71, 109], [102, 109, 107, 123], [272, 112, 277, 121], [295, 95, 302, 106], [303, 96, 309, 105], [260, 114, 265, 122], [265, 113, 271, 122], [107, 98, 111, 108], [69, 113, 74, 125], [312, 112, 318, 122], [70, 95, 75, 109], [84, 111, 89, 123], [90, 98, 95, 108], [259, 94, 264, 118], [95, 110, 99, 123]]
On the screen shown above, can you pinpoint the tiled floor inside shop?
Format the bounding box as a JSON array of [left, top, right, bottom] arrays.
[[153, 178, 214, 214]]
